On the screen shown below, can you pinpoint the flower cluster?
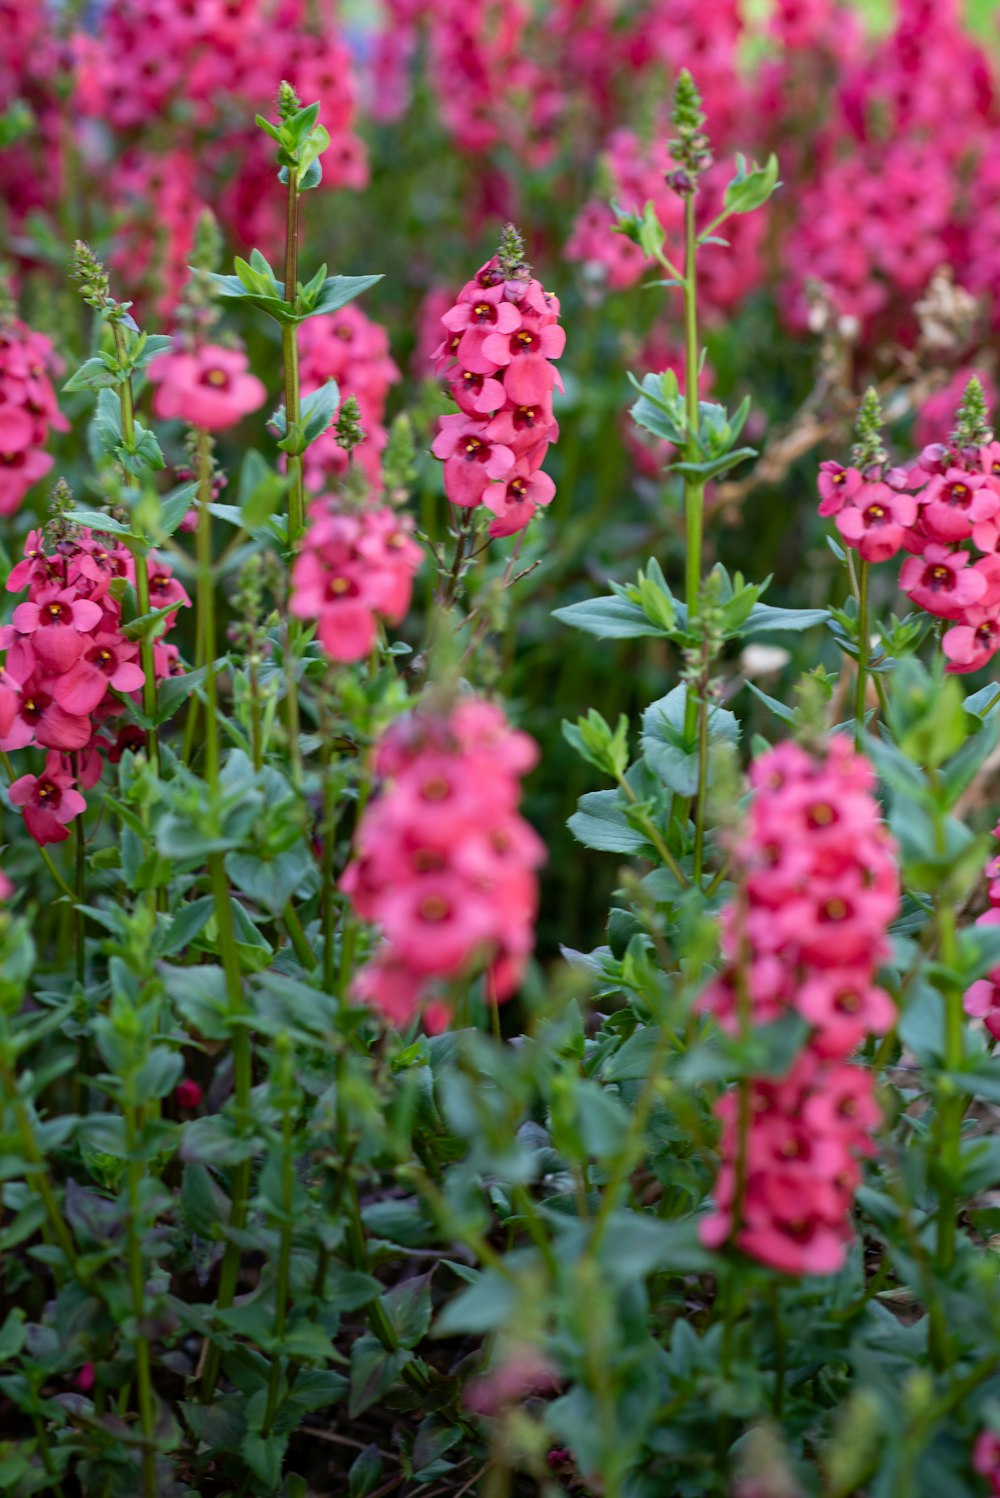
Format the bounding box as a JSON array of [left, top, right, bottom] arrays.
[[818, 382, 1000, 675], [963, 819, 1000, 1043], [297, 308, 401, 492], [431, 238, 563, 538], [699, 738, 899, 1275], [1, 527, 187, 843], [0, 319, 68, 517], [289, 500, 422, 663], [342, 697, 545, 1032], [148, 341, 266, 432]]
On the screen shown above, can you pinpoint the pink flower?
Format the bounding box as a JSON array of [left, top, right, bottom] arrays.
[[148, 344, 266, 432], [8, 751, 86, 845], [431, 413, 515, 508], [343, 697, 544, 1031], [699, 739, 898, 1276], [430, 246, 562, 528], [0, 319, 67, 517], [900, 544, 988, 619], [942, 608, 1000, 674], [175, 1078, 203, 1110], [919, 466, 998, 545], [53, 634, 145, 716], [74, 1362, 95, 1394], [834, 481, 917, 562], [481, 321, 566, 406], [290, 502, 422, 664], [12, 586, 103, 673], [973, 1430, 1000, 1498], [484, 466, 556, 538]]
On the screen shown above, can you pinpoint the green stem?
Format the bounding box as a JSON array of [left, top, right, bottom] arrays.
[[681, 193, 703, 628], [854, 557, 870, 743], [321, 736, 338, 994], [200, 851, 252, 1401], [73, 766, 85, 986], [0, 1034, 79, 1278], [262, 1070, 295, 1437], [692, 672, 710, 885], [344, 1180, 431, 1393], [283, 901, 315, 968], [935, 902, 965, 1291], [195, 430, 219, 787], [124, 1102, 157, 1497], [615, 773, 688, 888]]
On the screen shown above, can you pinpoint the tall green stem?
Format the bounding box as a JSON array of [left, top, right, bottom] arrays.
[[195, 432, 255, 1400], [935, 903, 965, 1283], [854, 557, 870, 743], [682, 194, 703, 626], [124, 1102, 157, 1497], [262, 1051, 295, 1437]]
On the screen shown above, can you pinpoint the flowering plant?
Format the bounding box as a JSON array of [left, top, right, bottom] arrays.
[[3, 11, 1000, 1498]]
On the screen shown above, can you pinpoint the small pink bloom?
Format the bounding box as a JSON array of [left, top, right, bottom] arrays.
[[834, 481, 917, 562], [942, 608, 1000, 674], [431, 414, 514, 508], [8, 751, 86, 845], [148, 343, 266, 432], [175, 1078, 203, 1109], [900, 544, 988, 619]]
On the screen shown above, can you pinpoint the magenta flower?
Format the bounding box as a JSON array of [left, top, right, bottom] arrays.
[[942, 607, 1000, 674], [12, 586, 103, 673], [834, 481, 917, 562], [430, 247, 562, 530], [53, 633, 146, 716], [342, 698, 543, 1031], [699, 738, 898, 1276], [900, 543, 988, 618], [439, 283, 522, 374], [0, 679, 93, 753], [480, 321, 566, 406], [484, 466, 556, 538], [148, 343, 266, 432], [919, 466, 998, 544], [431, 413, 515, 507], [290, 501, 422, 664], [8, 751, 86, 845]]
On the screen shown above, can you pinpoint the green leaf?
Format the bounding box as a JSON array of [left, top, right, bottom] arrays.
[[382, 1272, 433, 1350], [641, 685, 739, 796], [304, 274, 384, 320], [723, 152, 781, 214], [568, 790, 651, 855], [553, 594, 665, 640], [348, 1335, 411, 1418], [64, 508, 137, 538], [435, 1269, 516, 1336], [225, 846, 314, 916], [63, 356, 121, 393], [349, 1445, 383, 1498], [742, 602, 829, 636]]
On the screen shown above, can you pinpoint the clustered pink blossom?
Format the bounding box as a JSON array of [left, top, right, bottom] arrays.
[[289, 501, 422, 664], [431, 251, 563, 538], [148, 342, 266, 432], [2, 1, 367, 317], [963, 819, 1000, 1043], [342, 698, 545, 1032], [297, 308, 401, 492], [0, 319, 68, 517], [818, 404, 1000, 675], [1, 528, 187, 845], [699, 738, 899, 1276]]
